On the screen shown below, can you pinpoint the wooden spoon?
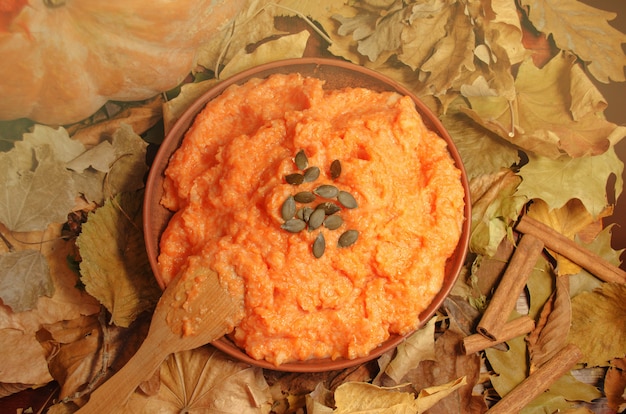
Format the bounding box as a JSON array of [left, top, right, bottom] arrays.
[[76, 258, 242, 413]]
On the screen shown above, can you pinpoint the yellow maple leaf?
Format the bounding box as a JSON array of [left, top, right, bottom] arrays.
[[526, 199, 612, 275], [462, 52, 626, 158], [520, 0, 626, 83], [568, 283, 626, 367]]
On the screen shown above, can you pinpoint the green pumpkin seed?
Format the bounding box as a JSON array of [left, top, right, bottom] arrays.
[[294, 191, 316, 203], [323, 214, 343, 230], [295, 149, 308, 170], [312, 233, 326, 258], [308, 208, 325, 230], [330, 159, 341, 179], [316, 202, 341, 215], [281, 218, 306, 233], [285, 173, 304, 185], [314, 184, 339, 199], [303, 166, 320, 182], [281, 196, 296, 221], [338, 229, 359, 247], [337, 191, 358, 209]]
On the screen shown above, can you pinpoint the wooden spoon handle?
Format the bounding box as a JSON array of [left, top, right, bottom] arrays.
[[76, 335, 168, 413]]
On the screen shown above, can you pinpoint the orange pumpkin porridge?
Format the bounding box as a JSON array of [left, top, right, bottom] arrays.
[[158, 73, 465, 365]]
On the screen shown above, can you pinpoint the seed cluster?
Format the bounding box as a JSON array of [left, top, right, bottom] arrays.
[[280, 150, 360, 258]]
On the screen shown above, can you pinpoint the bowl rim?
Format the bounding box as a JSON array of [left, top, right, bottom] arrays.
[[143, 57, 471, 372]]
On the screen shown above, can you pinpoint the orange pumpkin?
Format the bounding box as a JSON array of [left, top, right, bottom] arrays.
[[0, 0, 245, 125]]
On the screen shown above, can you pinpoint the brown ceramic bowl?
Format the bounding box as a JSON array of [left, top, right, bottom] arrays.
[[144, 58, 471, 372]]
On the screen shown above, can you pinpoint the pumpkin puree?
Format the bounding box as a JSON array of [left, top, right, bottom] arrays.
[[158, 73, 465, 365]]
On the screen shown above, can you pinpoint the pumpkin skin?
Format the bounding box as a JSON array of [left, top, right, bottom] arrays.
[[0, 0, 246, 125]]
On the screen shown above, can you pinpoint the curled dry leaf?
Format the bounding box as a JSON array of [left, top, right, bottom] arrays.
[[527, 275, 572, 373], [329, 376, 468, 414], [604, 357, 626, 412], [468, 169, 526, 256]]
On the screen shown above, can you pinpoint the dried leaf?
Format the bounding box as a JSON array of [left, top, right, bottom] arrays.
[[0, 250, 53, 312], [104, 124, 149, 199], [378, 316, 437, 385], [517, 145, 623, 219], [163, 79, 220, 135], [331, 376, 467, 414], [462, 52, 626, 159], [38, 315, 102, 400], [486, 333, 529, 397], [70, 97, 163, 148], [77, 191, 161, 327], [0, 223, 99, 385], [219, 30, 311, 79], [520, 0, 626, 83], [487, 0, 527, 65], [0, 144, 76, 232], [408, 329, 484, 414], [398, 1, 454, 71], [333, 2, 406, 63], [120, 347, 272, 413], [39, 312, 151, 402], [569, 225, 624, 297], [442, 108, 520, 181], [15, 125, 85, 165], [420, 2, 476, 97], [526, 199, 611, 275], [526, 255, 556, 319], [527, 275, 571, 372], [66, 141, 116, 174], [468, 169, 527, 256], [605, 357, 626, 412], [568, 283, 626, 367], [196, 1, 285, 74]]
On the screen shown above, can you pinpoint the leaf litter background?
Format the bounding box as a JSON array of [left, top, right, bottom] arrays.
[[1, 0, 626, 412]]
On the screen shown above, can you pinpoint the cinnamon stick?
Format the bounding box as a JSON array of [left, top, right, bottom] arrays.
[[516, 215, 626, 284], [486, 343, 583, 414], [462, 316, 535, 355], [476, 234, 544, 341]]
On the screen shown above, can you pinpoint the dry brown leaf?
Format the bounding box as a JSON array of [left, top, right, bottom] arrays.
[[77, 191, 161, 328], [527, 274, 571, 372], [119, 347, 272, 413], [38, 315, 102, 400], [487, 0, 527, 65], [39, 312, 150, 404], [0, 223, 100, 386], [398, 2, 452, 71], [520, 0, 626, 83], [407, 329, 485, 414], [605, 357, 626, 413], [69, 97, 164, 148], [462, 52, 624, 159], [420, 2, 475, 97]]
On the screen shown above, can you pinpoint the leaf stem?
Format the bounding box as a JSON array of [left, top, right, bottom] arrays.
[[0, 230, 15, 252]]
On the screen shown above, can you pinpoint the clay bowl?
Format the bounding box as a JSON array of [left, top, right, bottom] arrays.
[[144, 57, 471, 372]]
